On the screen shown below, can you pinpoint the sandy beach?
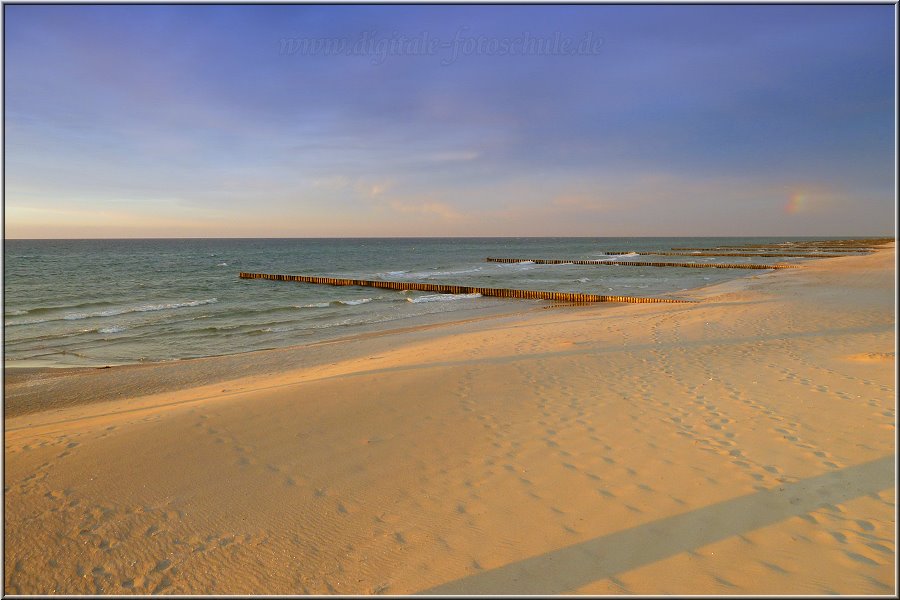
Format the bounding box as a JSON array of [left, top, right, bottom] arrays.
[[3, 246, 895, 595]]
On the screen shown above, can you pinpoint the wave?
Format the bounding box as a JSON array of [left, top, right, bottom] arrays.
[[494, 261, 536, 270], [98, 326, 127, 334], [298, 298, 373, 308], [298, 302, 331, 309], [193, 323, 243, 332], [605, 252, 640, 260], [576, 277, 590, 283], [4, 309, 29, 316], [5, 298, 219, 327], [377, 267, 483, 279], [338, 298, 372, 306], [4, 327, 102, 345], [407, 293, 482, 304], [10, 299, 118, 317], [217, 262, 229, 267], [246, 323, 317, 336], [63, 298, 219, 320], [592, 252, 640, 262], [6, 317, 49, 327]]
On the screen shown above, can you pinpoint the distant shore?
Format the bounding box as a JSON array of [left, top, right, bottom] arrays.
[[4, 244, 895, 594]]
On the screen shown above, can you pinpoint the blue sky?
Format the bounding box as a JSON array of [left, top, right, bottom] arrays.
[[4, 4, 895, 237]]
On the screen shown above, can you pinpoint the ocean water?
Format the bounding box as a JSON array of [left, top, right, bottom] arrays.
[[3, 237, 850, 367]]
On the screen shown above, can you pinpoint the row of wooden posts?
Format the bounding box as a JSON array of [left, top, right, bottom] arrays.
[[484, 257, 799, 270], [241, 242, 884, 304], [238, 248, 831, 304], [672, 247, 871, 253], [238, 272, 695, 304], [596, 251, 846, 258]]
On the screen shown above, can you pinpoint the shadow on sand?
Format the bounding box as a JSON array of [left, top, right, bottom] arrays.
[[418, 455, 894, 594]]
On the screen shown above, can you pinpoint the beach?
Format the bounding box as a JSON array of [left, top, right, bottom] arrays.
[[3, 245, 895, 594]]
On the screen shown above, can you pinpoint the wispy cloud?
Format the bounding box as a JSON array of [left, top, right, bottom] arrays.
[[387, 199, 465, 222]]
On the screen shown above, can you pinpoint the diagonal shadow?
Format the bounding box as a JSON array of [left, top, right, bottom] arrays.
[[418, 456, 895, 595]]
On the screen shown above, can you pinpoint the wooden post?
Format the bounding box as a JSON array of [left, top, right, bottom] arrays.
[[238, 273, 695, 304], [484, 257, 798, 270]]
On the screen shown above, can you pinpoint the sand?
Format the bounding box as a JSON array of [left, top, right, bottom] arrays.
[[3, 246, 895, 595]]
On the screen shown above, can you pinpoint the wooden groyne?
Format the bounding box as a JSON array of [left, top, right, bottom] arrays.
[[671, 239, 890, 251], [238, 273, 694, 304], [670, 247, 870, 254], [596, 251, 844, 258], [485, 258, 799, 270]]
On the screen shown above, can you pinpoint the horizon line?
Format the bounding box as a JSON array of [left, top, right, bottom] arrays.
[[3, 235, 895, 242]]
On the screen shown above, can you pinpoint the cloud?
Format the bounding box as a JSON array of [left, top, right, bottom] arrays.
[[387, 199, 464, 221], [363, 180, 393, 198], [3, 5, 893, 238]]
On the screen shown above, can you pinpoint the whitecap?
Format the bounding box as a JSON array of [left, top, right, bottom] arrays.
[[337, 298, 372, 306], [297, 302, 331, 309], [63, 298, 218, 320], [393, 267, 483, 279], [5, 318, 48, 327], [407, 293, 482, 303]]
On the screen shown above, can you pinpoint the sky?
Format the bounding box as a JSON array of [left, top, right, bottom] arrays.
[[3, 4, 896, 238]]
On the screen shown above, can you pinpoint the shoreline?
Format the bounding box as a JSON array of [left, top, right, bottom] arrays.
[[1, 270, 718, 374], [3, 258, 787, 419], [3, 299, 545, 370], [4, 244, 895, 594], [3, 299, 562, 420], [4, 238, 852, 369]]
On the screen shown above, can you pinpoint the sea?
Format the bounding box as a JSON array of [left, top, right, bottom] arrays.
[[2, 237, 856, 368]]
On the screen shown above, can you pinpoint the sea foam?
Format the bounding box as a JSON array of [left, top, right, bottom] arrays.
[[99, 326, 126, 334], [63, 298, 219, 320], [407, 293, 482, 303]]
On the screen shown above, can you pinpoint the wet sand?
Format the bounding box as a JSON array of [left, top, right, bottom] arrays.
[[3, 245, 895, 594]]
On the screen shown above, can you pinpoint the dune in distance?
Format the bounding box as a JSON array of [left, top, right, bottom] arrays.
[[3, 242, 895, 595]]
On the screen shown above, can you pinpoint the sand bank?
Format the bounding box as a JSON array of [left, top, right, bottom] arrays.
[[3, 246, 895, 594]]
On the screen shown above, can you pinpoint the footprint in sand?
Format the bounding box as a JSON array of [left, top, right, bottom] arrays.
[[855, 519, 875, 532], [843, 352, 894, 363], [845, 551, 879, 566], [829, 531, 848, 544], [864, 542, 893, 555], [154, 559, 171, 572]]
